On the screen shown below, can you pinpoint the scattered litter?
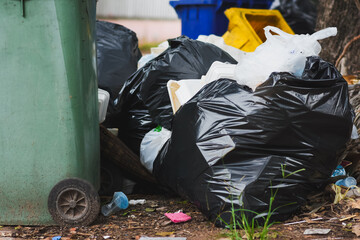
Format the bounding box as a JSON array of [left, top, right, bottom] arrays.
[[129, 199, 146, 205], [331, 165, 346, 177], [103, 236, 111, 239], [284, 217, 323, 225], [332, 184, 349, 204], [52, 236, 61, 240], [303, 229, 331, 235], [102, 192, 129, 217], [335, 177, 357, 189], [339, 214, 357, 222], [164, 212, 191, 223], [346, 188, 360, 198], [139, 237, 186, 240]]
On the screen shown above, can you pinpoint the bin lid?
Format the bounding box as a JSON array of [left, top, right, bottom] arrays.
[[170, 0, 218, 7], [170, 0, 274, 8]]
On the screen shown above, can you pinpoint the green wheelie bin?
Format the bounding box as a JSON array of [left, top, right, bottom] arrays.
[[0, 0, 100, 226]]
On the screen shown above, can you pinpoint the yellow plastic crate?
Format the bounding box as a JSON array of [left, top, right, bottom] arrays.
[[223, 8, 294, 52]]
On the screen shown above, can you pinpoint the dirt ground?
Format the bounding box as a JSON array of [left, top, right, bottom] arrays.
[[2, 189, 360, 240]]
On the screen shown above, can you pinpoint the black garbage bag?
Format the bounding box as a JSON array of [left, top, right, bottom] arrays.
[[105, 36, 237, 155], [96, 20, 142, 112], [275, 0, 318, 34], [153, 56, 354, 226]]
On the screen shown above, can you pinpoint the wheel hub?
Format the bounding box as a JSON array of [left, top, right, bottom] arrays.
[[68, 200, 77, 209], [56, 188, 89, 220]]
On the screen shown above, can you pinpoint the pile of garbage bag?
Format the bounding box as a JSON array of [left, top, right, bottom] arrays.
[[105, 36, 237, 154], [99, 21, 355, 225], [153, 56, 354, 225]]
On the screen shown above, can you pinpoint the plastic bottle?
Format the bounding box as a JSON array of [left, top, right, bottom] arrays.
[[335, 176, 357, 189], [101, 191, 129, 216]]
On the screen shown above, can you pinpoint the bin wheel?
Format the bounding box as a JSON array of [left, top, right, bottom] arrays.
[[48, 178, 100, 226]]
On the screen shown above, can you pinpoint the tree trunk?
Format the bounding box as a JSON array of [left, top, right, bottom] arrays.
[[316, 0, 360, 75], [342, 85, 360, 181], [316, 1, 360, 180]]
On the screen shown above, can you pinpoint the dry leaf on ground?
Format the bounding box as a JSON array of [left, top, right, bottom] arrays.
[[352, 224, 360, 237]]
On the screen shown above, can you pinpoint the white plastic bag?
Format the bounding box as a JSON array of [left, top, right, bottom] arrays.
[[235, 26, 337, 90], [137, 41, 169, 69], [140, 127, 172, 173], [197, 34, 247, 62]]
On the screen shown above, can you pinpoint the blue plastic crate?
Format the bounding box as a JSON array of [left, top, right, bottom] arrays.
[[170, 0, 274, 39]]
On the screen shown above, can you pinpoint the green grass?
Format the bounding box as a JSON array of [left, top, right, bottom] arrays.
[[217, 166, 305, 240], [139, 42, 162, 54], [219, 192, 279, 240]]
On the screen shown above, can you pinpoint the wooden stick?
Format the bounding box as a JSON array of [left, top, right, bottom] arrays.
[[335, 35, 360, 68], [339, 214, 357, 222], [354, 0, 360, 12]]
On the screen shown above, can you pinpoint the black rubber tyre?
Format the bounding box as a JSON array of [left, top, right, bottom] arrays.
[[99, 158, 124, 196], [48, 178, 100, 226]]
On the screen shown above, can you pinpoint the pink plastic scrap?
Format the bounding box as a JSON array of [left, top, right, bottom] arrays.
[[164, 212, 191, 223]]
